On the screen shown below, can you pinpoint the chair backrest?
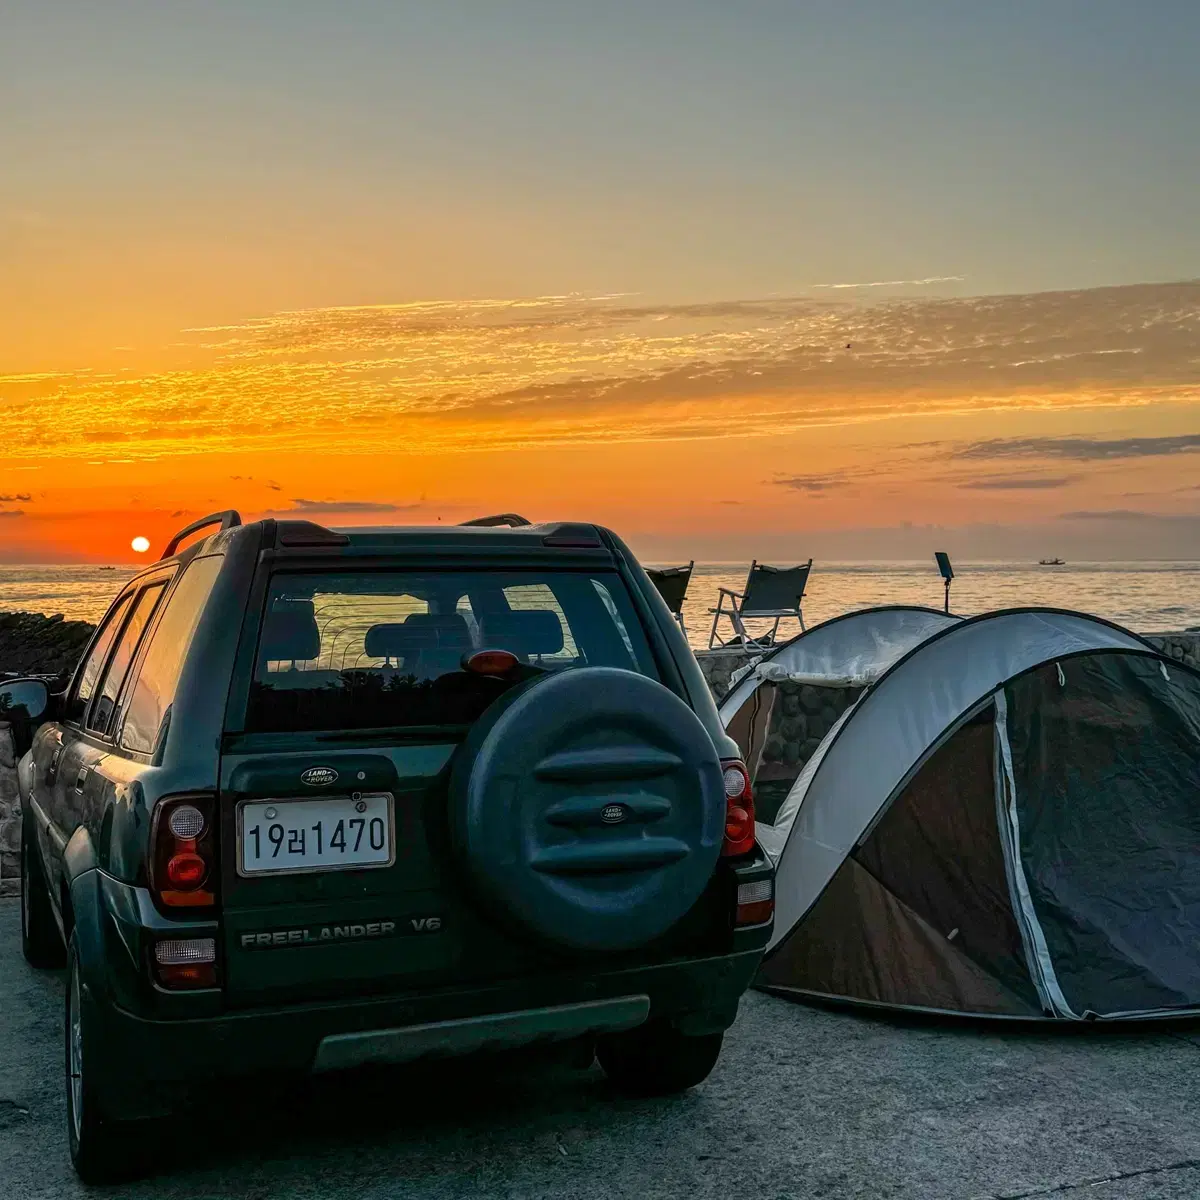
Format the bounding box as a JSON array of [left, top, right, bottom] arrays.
[[364, 613, 473, 676], [479, 610, 566, 661], [260, 600, 321, 663], [741, 560, 812, 613], [646, 562, 693, 615]]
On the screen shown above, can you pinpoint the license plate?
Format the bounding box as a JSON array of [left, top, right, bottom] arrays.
[[237, 793, 395, 877]]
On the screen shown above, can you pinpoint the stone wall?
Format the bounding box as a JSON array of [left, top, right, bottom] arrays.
[[696, 649, 757, 700], [1146, 632, 1200, 670]]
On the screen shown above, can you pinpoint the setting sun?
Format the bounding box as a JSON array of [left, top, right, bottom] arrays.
[[131, 536, 151, 554]]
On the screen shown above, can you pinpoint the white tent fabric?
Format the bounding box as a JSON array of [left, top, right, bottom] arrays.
[[753, 609, 1149, 952], [721, 606, 960, 709]]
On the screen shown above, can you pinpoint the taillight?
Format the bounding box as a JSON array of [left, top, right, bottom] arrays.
[[720, 759, 756, 857], [150, 795, 217, 909]]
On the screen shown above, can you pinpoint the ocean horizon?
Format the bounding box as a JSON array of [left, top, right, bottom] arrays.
[[3, 559, 1198, 653]]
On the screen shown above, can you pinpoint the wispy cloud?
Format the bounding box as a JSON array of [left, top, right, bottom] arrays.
[[1061, 509, 1162, 520], [0, 493, 32, 502], [957, 473, 1077, 490], [808, 275, 965, 290], [5, 281, 1200, 461], [958, 434, 1200, 461], [286, 499, 423, 513], [773, 473, 851, 494]]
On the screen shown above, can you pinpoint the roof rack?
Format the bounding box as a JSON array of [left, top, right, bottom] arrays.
[[458, 513, 532, 528], [161, 510, 242, 560]]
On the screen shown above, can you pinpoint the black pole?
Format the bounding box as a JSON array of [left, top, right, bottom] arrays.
[[934, 551, 954, 615]]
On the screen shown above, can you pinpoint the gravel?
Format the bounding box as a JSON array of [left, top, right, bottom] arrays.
[[3, 897, 1200, 1199]]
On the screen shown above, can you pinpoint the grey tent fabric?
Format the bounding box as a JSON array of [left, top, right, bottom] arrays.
[[722, 605, 959, 703], [721, 606, 1200, 1021], [1005, 654, 1200, 1017]]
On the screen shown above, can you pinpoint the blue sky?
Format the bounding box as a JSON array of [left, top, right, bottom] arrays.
[[5, 0, 1199, 336], [3, 2, 1199, 561]]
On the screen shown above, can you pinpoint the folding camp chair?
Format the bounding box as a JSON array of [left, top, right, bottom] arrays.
[[646, 562, 693, 635], [708, 559, 812, 649]]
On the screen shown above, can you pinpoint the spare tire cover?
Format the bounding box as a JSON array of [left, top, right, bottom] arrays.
[[449, 666, 725, 952]]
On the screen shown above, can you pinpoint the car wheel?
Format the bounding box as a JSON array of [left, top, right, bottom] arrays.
[[65, 939, 146, 1184], [20, 821, 65, 968], [597, 1021, 724, 1097]]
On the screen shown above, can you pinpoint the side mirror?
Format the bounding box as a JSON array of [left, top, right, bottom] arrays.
[[0, 678, 51, 723]]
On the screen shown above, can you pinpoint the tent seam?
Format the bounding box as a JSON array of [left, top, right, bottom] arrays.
[[994, 690, 1078, 1019]]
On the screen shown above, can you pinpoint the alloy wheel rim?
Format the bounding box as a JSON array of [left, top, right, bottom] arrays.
[[69, 966, 83, 1143]]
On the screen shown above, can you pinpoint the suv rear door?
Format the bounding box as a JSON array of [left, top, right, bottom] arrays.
[[41, 581, 168, 905], [218, 562, 660, 1007]]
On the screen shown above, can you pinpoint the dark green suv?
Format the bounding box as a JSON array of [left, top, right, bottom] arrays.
[[4, 511, 773, 1182]]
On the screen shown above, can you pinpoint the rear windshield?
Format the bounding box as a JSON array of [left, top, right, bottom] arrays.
[[246, 569, 657, 732]]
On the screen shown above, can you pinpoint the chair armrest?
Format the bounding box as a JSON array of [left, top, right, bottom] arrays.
[[716, 587, 744, 600]]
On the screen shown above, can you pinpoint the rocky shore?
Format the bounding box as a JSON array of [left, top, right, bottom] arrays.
[[0, 611, 97, 681]]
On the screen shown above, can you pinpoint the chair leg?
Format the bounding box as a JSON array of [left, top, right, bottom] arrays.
[[708, 603, 723, 649], [771, 616, 781, 645], [799, 608, 806, 632], [731, 606, 755, 648]]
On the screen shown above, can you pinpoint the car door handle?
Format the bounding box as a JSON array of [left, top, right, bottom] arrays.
[[46, 744, 63, 785], [75, 766, 90, 793]]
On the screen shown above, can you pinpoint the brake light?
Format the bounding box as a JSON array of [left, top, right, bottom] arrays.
[[720, 759, 756, 857], [166, 853, 207, 888], [464, 649, 520, 676], [151, 795, 217, 909]]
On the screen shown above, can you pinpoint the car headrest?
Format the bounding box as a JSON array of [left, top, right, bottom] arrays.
[[479, 610, 564, 657], [364, 613, 473, 658], [260, 601, 320, 662]]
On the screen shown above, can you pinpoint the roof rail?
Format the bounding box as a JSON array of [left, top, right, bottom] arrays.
[[458, 513, 532, 528], [160, 510, 242, 560]]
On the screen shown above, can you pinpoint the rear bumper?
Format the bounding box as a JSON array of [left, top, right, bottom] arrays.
[[312, 994, 651, 1072], [87, 897, 766, 1117]]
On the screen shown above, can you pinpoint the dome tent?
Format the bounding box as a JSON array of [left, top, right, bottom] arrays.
[[720, 606, 960, 837], [720, 608, 1200, 1020]]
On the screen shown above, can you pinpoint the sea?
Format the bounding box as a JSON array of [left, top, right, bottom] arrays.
[[3, 561, 1199, 652]]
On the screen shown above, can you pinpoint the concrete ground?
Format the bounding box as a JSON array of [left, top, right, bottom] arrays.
[[2, 896, 1200, 1200]]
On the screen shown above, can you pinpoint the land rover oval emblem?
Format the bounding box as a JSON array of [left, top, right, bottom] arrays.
[[301, 766, 338, 787], [601, 803, 627, 825]]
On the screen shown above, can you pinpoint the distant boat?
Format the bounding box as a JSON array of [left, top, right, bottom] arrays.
[[1038, 558, 1065, 566], [99, 566, 116, 571]]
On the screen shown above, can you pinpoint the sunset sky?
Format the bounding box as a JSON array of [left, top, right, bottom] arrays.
[[3, 2, 1199, 563]]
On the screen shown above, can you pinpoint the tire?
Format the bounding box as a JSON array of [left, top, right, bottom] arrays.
[[65, 939, 148, 1184], [20, 817, 65, 969], [597, 1021, 724, 1097]]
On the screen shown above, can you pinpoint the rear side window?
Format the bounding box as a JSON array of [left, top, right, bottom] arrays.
[[247, 569, 657, 733], [87, 582, 167, 735], [120, 556, 223, 755], [66, 591, 133, 724]]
